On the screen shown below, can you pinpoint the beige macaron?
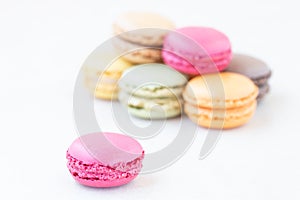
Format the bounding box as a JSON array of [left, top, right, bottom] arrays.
[[113, 11, 175, 64]]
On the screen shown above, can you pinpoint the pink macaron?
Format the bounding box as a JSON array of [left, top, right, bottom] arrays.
[[162, 26, 232, 75], [66, 132, 144, 187]]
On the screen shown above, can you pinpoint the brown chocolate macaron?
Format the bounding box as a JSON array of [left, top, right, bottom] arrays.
[[226, 54, 272, 101]]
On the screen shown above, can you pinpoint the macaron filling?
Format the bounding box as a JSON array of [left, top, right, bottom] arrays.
[[127, 95, 181, 111], [119, 88, 182, 119], [185, 101, 257, 121], [119, 83, 183, 118], [122, 84, 184, 98], [66, 151, 144, 181], [183, 89, 258, 109], [252, 72, 272, 86], [162, 50, 231, 74]]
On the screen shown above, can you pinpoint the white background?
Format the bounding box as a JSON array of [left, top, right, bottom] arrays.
[[1, 0, 300, 199]]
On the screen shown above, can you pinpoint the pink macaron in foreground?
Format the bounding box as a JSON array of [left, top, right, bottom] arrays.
[[162, 26, 232, 75], [66, 132, 144, 187]]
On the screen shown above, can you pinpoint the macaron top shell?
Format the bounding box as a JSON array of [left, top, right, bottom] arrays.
[[113, 11, 175, 46], [68, 132, 143, 167], [104, 57, 132, 72], [164, 27, 231, 57], [226, 54, 271, 81], [119, 64, 187, 91], [84, 56, 132, 83], [114, 11, 175, 30], [184, 72, 258, 109], [83, 42, 132, 73]]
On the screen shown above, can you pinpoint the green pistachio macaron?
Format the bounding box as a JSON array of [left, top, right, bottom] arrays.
[[118, 64, 187, 119]]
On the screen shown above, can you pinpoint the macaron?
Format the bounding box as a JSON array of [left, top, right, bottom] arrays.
[[118, 64, 187, 119], [113, 11, 175, 64], [83, 44, 133, 100], [226, 54, 272, 101], [66, 132, 144, 187], [162, 26, 232, 75], [183, 72, 258, 129]]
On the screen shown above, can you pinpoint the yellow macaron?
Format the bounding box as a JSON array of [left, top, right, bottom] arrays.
[[84, 51, 133, 100], [183, 72, 258, 129]]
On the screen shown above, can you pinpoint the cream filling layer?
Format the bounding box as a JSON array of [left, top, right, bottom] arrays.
[[183, 89, 258, 109], [184, 100, 257, 121]]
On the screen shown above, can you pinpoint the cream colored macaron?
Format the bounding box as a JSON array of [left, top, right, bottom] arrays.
[[113, 11, 175, 46], [113, 11, 175, 64]]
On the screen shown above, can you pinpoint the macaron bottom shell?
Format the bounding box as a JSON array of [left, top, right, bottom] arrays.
[[72, 175, 138, 188], [119, 91, 182, 119], [85, 78, 119, 100], [257, 83, 270, 102], [94, 88, 118, 100], [128, 105, 182, 120], [184, 101, 257, 129]]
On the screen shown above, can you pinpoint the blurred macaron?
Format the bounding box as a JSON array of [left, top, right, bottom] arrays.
[[118, 63, 187, 119], [226, 54, 272, 101], [163, 26, 232, 75], [83, 43, 133, 100], [183, 72, 258, 129], [113, 11, 175, 64]]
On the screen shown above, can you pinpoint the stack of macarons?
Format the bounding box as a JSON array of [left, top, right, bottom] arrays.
[[159, 25, 271, 129], [68, 11, 273, 189], [84, 11, 175, 100], [83, 11, 272, 128]]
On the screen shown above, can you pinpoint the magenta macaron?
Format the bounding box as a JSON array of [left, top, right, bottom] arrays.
[[66, 132, 144, 187], [162, 26, 232, 75]]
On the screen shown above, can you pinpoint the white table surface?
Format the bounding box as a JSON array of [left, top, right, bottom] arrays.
[[1, 0, 300, 199]]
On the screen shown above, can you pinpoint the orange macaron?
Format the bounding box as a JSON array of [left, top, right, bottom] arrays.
[[183, 72, 258, 129]]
